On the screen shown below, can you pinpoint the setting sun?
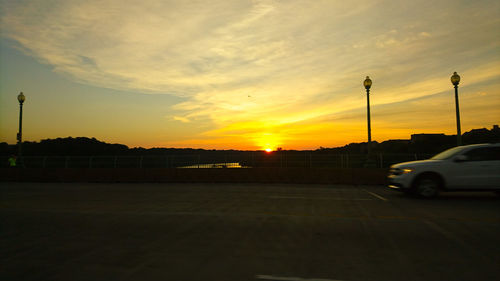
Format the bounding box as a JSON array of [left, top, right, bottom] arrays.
[[255, 132, 282, 152]]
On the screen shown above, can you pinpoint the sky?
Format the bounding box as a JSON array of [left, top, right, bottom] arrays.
[[1, 0, 499, 150]]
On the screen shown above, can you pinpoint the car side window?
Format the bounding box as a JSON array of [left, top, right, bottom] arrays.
[[463, 147, 500, 161]]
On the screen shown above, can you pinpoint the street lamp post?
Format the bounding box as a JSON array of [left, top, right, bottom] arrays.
[[450, 72, 461, 146], [17, 92, 25, 165], [364, 76, 372, 156]]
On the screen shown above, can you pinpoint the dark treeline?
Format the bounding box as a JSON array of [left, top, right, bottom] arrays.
[[0, 137, 245, 156], [1, 126, 499, 156], [318, 125, 500, 155]]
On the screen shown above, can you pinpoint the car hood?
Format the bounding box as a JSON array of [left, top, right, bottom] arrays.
[[391, 159, 442, 168]]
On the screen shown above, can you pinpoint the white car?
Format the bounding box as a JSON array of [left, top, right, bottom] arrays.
[[388, 143, 500, 197]]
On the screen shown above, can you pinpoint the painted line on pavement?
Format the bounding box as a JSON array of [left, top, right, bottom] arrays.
[[363, 189, 388, 201], [256, 275, 345, 281]]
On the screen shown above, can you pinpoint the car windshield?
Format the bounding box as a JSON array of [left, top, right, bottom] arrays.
[[430, 146, 464, 160]]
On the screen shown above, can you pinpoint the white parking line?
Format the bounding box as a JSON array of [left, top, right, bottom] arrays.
[[256, 275, 345, 281], [363, 189, 388, 201]]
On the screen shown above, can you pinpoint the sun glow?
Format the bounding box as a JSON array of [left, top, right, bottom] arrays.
[[256, 132, 281, 152]]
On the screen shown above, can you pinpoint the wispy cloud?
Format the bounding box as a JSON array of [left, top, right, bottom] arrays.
[[1, 0, 499, 148]]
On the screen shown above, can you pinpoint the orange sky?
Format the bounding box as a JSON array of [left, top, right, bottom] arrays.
[[1, 0, 499, 150]]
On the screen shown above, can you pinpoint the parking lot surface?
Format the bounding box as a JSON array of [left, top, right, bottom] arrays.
[[1, 183, 499, 281]]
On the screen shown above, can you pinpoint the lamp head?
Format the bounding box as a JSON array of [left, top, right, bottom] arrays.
[[451, 72, 460, 86], [363, 76, 372, 90], [17, 92, 25, 104]]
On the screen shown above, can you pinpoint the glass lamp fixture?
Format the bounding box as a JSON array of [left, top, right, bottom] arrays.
[[451, 72, 460, 86], [364, 76, 372, 90], [17, 92, 25, 104]]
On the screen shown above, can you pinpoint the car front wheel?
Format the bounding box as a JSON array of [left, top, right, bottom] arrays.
[[413, 175, 441, 198]]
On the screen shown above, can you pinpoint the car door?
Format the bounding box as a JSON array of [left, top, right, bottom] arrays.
[[448, 147, 500, 189]]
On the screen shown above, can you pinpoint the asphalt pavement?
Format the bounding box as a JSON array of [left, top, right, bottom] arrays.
[[1, 182, 499, 281]]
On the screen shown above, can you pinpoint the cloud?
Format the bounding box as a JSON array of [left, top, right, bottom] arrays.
[[172, 116, 191, 123], [1, 0, 500, 148]]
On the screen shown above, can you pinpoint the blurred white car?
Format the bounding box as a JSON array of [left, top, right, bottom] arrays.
[[388, 143, 500, 197]]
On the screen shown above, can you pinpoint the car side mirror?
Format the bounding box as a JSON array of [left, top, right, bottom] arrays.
[[454, 155, 468, 162]]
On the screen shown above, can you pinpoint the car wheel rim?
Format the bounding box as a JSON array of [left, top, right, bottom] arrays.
[[418, 179, 438, 197]]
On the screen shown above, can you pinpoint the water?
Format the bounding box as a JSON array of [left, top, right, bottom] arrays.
[[178, 162, 247, 168]]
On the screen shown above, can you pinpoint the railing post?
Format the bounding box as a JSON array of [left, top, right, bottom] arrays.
[[379, 153, 383, 168], [42, 156, 47, 168], [89, 156, 93, 168], [139, 156, 143, 168], [65, 156, 69, 168], [114, 156, 117, 168]]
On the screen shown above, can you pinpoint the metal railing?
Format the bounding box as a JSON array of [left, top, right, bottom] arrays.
[[1, 152, 433, 169]]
